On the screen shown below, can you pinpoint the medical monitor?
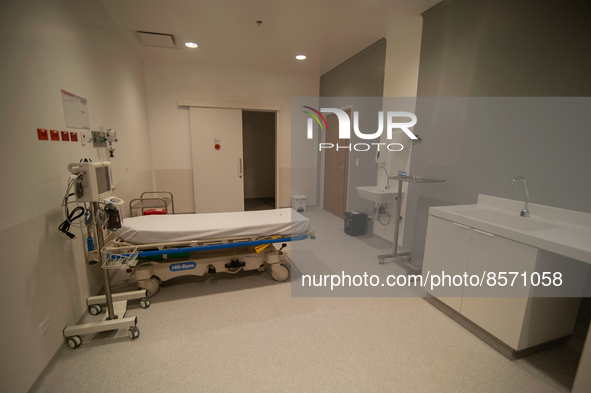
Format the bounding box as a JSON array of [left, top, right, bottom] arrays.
[[68, 161, 115, 202]]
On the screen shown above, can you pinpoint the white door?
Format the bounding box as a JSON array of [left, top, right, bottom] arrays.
[[189, 107, 244, 213]]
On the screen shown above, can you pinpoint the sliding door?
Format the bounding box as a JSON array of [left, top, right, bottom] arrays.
[[189, 107, 244, 213]]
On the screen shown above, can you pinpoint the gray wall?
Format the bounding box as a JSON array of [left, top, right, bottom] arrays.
[[319, 38, 387, 216], [405, 0, 591, 261], [320, 38, 387, 97], [405, 0, 591, 339]]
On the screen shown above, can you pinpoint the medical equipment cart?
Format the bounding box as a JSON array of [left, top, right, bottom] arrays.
[[377, 175, 445, 272], [62, 162, 150, 348]]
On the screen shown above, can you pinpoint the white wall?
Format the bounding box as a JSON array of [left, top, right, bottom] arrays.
[[372, 3, 431, 244], [144, 60, 319, 212], [0, 1, 152, 391]]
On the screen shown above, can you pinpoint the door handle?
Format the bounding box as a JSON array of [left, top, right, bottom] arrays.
[[238, 158, 242, 178], [474, 229, 494, 237], [339, 165, 345, 175], [452, 222, 471, 230]]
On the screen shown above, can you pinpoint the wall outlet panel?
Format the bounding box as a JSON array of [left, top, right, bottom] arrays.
[[50, 130, 60, 141], [70, 132, 78, 142], [91, 131, 107, 148], [61, 131, 70, 141], [39, 316, 51, 336]]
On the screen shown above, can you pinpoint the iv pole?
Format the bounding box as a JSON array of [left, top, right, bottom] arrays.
[[93, 201, 116, 320]]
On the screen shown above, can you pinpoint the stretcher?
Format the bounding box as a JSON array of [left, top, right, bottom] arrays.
[[104, 208, 314, 296]]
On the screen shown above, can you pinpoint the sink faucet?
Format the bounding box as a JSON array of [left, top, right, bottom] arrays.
[[378, 166, 390, 189], [509, 176, 530, 217]]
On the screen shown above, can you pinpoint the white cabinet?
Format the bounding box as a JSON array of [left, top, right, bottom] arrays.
[[460, 230, 537, 349], [423, 215, 584, 351], [422, 216, 472, 312]]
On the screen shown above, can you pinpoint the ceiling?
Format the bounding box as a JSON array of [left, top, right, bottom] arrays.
[[100, 0, 440, 77]]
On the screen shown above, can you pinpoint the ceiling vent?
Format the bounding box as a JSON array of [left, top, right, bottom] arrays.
[[135, 31, 177, 48]]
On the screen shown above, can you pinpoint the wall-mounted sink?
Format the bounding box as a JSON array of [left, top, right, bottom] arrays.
[[356, 186, 398, 204], [456, 208, 560, 232]]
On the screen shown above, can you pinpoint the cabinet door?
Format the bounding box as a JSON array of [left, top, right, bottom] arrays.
[[422, 216, 472, 312], [460, 229, 538, 350]]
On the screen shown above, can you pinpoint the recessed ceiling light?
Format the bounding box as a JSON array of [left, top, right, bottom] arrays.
[[296, 55, 307, 60], [185, 42, 198, 48]]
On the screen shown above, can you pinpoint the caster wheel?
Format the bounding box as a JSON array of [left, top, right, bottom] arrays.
[[88, 304, 102, 316], [67, 336, 82, 349], [379, 260, 384, 265], [139, 298, 151, 309], [142, 277, 160, 298], [128, 326, 140, 340], [271, 264, 290, 282]]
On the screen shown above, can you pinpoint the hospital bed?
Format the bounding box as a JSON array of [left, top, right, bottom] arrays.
[[104, 208, 314, 296]]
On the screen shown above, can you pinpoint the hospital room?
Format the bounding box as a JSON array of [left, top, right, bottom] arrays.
[[2, 0, 591, 392]]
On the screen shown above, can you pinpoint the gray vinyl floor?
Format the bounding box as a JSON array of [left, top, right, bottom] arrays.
[[30, 207, 582, 392]]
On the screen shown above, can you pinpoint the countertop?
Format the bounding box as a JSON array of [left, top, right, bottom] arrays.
[[429, 195, 591, 264]]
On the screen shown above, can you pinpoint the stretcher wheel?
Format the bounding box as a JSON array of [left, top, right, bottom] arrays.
[[88, 304, 102, 315], [139, 298, 150, 309], [142, 277, 160, 298], [271, 263, 290, 282], [128, 326, 140, 339], [379, 260, 384, 265], [67, 336, 82, 349]]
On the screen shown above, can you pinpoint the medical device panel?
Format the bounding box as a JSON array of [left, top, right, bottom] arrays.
[[67, 161, 114, 202]]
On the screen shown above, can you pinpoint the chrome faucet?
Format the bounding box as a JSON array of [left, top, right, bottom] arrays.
[[378, 166, 390, 189], [509, 176, 530, 217]]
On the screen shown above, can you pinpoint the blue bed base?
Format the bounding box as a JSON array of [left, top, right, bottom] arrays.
[[131, 234, 309, 258]]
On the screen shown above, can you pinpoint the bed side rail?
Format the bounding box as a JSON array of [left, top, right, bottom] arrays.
[[110, 231, 315, 258]]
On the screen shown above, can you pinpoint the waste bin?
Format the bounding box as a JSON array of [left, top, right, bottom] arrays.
[[344, 211, 367, 236], [291, 195, 307, 212]]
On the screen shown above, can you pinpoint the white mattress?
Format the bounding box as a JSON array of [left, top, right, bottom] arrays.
[[117, 208, 311, 245]]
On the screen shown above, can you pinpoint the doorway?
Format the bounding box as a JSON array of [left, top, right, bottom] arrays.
[[323, 109, 351, 219], [242, 110, 276, 211]]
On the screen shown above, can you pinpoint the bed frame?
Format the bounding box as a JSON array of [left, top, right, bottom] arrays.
[[104, 231, 314, 297]]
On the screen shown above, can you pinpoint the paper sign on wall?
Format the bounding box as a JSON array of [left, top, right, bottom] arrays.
[[61, 89, 90, 130]]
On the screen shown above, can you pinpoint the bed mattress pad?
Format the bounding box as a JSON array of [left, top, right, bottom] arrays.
[[117, 208, 311, 244]]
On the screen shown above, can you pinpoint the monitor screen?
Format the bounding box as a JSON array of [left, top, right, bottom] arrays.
[[96, 166, 111, 195]]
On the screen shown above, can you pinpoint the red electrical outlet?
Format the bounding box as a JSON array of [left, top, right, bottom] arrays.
[[37, 128, 48, 140], [50, 130, 60, 141], [70, 132, 78, 142], [61, 131, 70, 141]]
